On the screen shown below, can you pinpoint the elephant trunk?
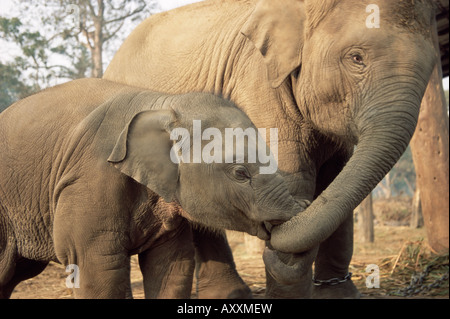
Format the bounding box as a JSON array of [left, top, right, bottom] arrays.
[[271, 84, 428, 253]]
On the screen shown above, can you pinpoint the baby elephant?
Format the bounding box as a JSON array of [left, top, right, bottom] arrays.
[[0, 78, 305, 298]]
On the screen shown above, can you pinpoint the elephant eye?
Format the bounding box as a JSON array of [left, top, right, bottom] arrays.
[[232, 167, 251, 181], [351, 54, 364, 65]]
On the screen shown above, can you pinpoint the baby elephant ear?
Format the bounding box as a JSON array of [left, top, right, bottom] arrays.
[[108, 109, 179, 203]]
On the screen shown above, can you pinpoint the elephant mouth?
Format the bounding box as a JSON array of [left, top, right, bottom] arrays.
[[254, 218, 292, 241], [266, 219, 285, 226], [255, 222, 271, 241]]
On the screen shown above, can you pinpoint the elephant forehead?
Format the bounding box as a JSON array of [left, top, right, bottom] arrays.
[[172, 94, 253, 127], [184, 110, 253, 128]]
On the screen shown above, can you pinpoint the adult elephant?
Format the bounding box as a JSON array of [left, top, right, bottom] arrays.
[[104, 0, 437, 298]]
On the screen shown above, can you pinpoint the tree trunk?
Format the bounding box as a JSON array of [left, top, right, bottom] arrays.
[[91, 37, 103, 78], [358, 193, 374, 243], [410, 17, 449, 254], [91, 0, 104, 78], [410, 188, 423, 229]]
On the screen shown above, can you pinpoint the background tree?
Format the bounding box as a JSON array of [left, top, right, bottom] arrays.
[[0, 61, 33, 112], [409, 16, 448, 253], [0, 16, 90, 91], [445, 89, 449, 108], [0, 0, 160, 101], [43, 0, 159, 78], [358, 193, 374, 243], [375, 147, 416, 199]]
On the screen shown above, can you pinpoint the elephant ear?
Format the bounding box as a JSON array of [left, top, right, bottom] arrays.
[[241, 0, 306, 88], [107, 109, 179, 203]]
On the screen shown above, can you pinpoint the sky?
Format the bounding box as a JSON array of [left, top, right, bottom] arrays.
[[0, 0, 448, 90], [159, 0, 203, 11], [0, 0, 13, 16], [0, 0, 205, 77], [0, 0, 203, 16]]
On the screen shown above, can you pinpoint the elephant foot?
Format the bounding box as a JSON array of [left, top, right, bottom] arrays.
[[265, 281, 313, 299], [312, 278, 361, 299], [265, 269, 313, 299], [263, 245, 317, 299], [195, 268, 253, 299]]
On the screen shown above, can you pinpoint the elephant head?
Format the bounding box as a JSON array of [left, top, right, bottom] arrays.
[[107, 93, 306, 240], [242, 0, 437, 252]]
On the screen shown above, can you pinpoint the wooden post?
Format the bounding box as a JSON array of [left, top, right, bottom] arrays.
[[410, 17, 449, 253], [359, 192, 374, 243], [410, 188, 424, 229]]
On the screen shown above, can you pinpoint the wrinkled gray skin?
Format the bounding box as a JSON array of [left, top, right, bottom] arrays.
[[104, 0, 437, 298], [0, 78, 305, 299]]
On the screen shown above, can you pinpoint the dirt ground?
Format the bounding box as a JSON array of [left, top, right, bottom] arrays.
[[9, 199, 449, 299]]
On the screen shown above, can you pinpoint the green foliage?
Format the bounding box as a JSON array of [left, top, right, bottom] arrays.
[[0, 61, 34, 112], [379, 84, 450, 198], [375, 146, 416, 198], [0, 0, 159, 93], [0, 15, 83, 89], [14, 0, 158, 78], [0, 16, 21, 35], [392, 146, 416, 193]]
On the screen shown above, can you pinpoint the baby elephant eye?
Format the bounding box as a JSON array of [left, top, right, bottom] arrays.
[[234, 167, 251, 181]]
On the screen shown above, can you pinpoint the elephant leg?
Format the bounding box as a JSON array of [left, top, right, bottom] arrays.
[[125, 260, 133, 299], [54, 192, 132, 299], [263, 164, 317, 298], [193, 228, 252, 299], [311, 152, 360, 299], [69, 253, 130, 299], [265, 246, 318, 299], [138, 220, 195, 299], [56, 228, 131, 299], [0, 214, 48, 298], [0, 227, 16, 299], [312, 214, 360, 298], [0, 258, 48, 299]]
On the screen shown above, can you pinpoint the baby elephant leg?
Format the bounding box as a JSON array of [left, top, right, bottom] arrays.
[[0, 258, 48, 299], [193, 229, 253, 299], [138, 220, 195, 299], [54, 192, 132, 299]]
